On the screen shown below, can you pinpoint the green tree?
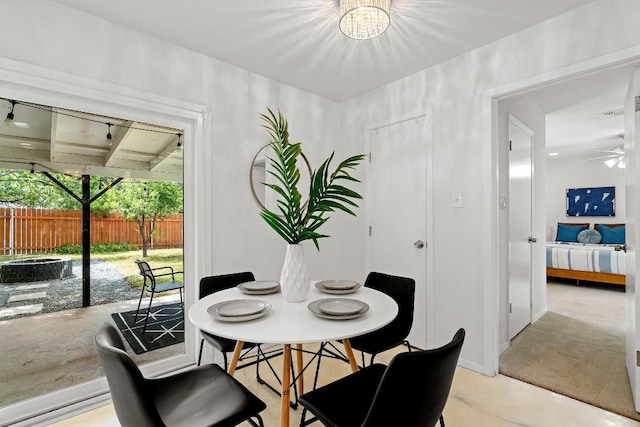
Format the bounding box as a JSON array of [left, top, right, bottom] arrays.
[[0, 169, 76, 209], [0, 169, 116, 214], [114, 180, 183, 257], [0, 170, 183, 257]]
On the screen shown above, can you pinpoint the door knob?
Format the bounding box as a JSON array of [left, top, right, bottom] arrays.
[[414, 240, 425, 249], [528, 237, 537, 243]]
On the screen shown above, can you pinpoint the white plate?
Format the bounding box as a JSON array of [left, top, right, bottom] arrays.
[[316, 280, 359, 290], [307, 298, 369, 320], [214, 299, 267, 317], [207, 301, 272, 323], [317, 298, 366, 316], [238, 280, 280, 295], [315, 281, 362, 295]]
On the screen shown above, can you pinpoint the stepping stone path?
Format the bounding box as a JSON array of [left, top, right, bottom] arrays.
[[0, 283, 48, 319]]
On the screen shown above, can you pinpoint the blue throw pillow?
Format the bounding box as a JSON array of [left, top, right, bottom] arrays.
[[556, 223, 587, 243], [599, 224, 625, 244], [577, 229, 602, 244]]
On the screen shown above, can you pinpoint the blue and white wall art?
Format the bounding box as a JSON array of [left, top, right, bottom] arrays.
[[566, 186, 615, 217]]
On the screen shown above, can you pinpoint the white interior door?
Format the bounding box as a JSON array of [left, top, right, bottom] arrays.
[[624, 66, 640, 410], [508, 114, 534, 340], [367, 113, 431, 350]]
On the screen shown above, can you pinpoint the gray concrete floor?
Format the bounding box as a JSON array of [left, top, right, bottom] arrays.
[[0, 295, 183, 407]]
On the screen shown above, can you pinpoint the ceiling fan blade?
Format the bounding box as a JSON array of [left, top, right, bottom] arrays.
[[594, 149, 623, 154], [576, 154, 619, 162]]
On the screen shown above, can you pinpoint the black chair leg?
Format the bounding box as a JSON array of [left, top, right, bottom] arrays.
[[255, 346, 299, 409], [133, 286, 146, 323], [440, 414, 445, 426], [198, 338, 205, 366], [142, 292, 154, 332], [248, 415, 265, 427]]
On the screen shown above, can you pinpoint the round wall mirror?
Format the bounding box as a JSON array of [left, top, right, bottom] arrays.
[[250, 143, 312, 211]]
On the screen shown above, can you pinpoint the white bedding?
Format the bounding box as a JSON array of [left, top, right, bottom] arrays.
[[546, 242, 626, 275]]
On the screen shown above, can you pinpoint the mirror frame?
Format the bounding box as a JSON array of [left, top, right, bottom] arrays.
[[250, 143, 312, 211]]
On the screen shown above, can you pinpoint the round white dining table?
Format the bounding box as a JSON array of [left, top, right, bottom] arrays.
[[188, 284, 398, 427]]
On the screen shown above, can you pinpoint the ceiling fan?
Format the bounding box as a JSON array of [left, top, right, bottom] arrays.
[[582, 144, 625, 168]]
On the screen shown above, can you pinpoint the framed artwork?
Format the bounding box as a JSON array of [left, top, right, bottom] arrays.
[[566, 186, 615, 217]]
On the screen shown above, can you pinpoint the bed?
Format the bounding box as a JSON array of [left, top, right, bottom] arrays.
[[546, 223, 626, 286]]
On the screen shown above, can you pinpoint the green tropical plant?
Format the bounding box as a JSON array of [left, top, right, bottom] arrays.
[[259, 108, 365, 250]]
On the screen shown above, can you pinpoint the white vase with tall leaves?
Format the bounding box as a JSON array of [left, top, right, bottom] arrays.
[[259, 109, 365, 302]]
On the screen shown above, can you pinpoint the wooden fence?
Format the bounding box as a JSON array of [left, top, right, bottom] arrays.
[[0, 207, 183, 255]]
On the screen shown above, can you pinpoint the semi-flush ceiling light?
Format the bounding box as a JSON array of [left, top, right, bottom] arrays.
[[339, 0, 391, 40], [604, 155, 625, 168]]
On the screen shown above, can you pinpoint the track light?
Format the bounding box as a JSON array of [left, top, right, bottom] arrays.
[[176, 133, 182, 153], [106, 123, 113, 146]]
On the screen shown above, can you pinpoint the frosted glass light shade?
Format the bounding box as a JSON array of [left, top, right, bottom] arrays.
[[339, 0, 391, 40], [604, 158, 617, 168]]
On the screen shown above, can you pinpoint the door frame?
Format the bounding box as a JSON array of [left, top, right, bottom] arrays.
[[364, 108, 435, 348], [0, 58, 208, 425], [482, 46, 640, 376]]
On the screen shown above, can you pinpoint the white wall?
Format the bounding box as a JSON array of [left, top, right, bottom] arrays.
[[339, 0, 640, 371], [0, 1, 367, 286], [1, 0, 640, 383], [0, 4, 362, 420], [546, 156, 625, 239]]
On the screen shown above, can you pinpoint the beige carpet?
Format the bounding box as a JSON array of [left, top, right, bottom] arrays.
[[500, 311, 639, 421]]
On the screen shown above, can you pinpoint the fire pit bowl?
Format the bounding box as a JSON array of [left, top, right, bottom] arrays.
[[0, 258, 73, 283]]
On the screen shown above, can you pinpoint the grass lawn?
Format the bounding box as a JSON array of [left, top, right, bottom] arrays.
[[0, 248, 183, 289]]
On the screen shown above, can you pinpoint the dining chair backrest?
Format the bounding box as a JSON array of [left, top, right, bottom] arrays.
[[135, 260, 156, 289], [362, 328, 465, 427], [199, 271, 255, 299], [94, 322, 163, 426], [352, 272, 416, 352]]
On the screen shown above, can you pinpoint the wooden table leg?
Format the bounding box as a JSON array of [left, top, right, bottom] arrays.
[[342, 339, 359, 372], [228, 340, 244, 375], [281, 344, 292, 427], [295, 343, 304, 396]]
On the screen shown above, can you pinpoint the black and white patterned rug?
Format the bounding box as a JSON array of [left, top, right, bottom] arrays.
[[111, 302, 184, 354]]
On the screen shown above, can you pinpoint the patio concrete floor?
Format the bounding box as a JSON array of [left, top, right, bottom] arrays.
[[0, 294, 183, 408]]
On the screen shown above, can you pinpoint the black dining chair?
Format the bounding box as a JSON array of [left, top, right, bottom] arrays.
[[299, 328, 465, 427], [134, 259, 184, 332], [197, 272, 259, 370], [349, 271, 416, 365], [94, 322, 266, 427], [198, 272, 298, 407], [313, 271, 416, 378]]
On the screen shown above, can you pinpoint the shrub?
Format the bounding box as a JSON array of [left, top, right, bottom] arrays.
[[53, 242, 137, 254]]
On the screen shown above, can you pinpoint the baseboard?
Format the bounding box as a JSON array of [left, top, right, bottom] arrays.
[[10, 394, 111, 427], [533, 306, 548, 323]]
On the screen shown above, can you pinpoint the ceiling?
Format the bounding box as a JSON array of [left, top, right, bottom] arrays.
[[525, 64, 633, 163], [0, 99, 184, 181], [50, 0, 595, 102], [2, 0, 626, 180]]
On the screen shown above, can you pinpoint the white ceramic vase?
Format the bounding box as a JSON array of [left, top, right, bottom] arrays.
[[280, 244, 310, 302]]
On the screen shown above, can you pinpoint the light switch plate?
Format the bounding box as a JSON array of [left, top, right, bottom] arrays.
[[452, 192, 463, 208]]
